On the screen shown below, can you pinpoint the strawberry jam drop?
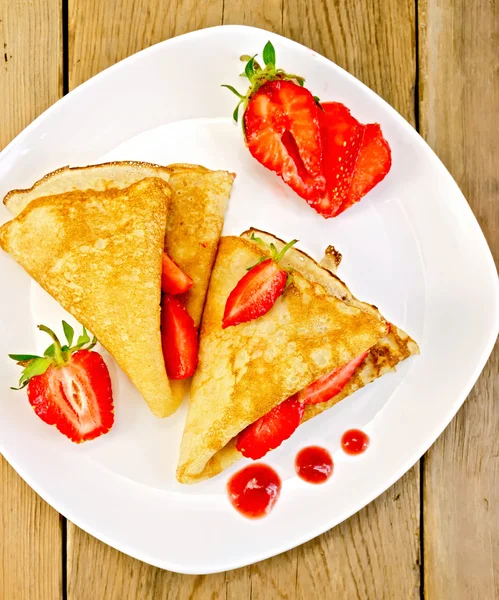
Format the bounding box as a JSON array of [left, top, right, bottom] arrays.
[[227, 463, 281, 518], [295, 446, 333, 484], [341, 429, 370, 455]]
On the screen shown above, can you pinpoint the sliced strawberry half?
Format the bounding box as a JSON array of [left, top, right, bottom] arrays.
[[161, 294, 198, 379], [222, 235, 297, 329], [161, 252, 193, 295], [236, 398, 305, 460], [343, 123, 391, 212], [9, 321, 114, 443], [223, 259, 286, 329], [316, 102, 392, 218], [294, 351, 369, 405], [244, 80, 326, 200]]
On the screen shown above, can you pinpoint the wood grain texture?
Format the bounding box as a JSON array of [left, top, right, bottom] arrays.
[[66, 1, 421, 598], [0, 458, 62, 600], [283, 0, 416, 120], [0, 1, 63, 598], [68, 0, 223, 89], [420, 0, 499, 598], [0, 0, 62, 147]]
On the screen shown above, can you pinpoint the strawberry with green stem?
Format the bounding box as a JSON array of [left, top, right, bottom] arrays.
[[223, 41, 326, 200], [222, 233, 298, 329], [9, 321, 114, 443], [224, 42, 392, 218]]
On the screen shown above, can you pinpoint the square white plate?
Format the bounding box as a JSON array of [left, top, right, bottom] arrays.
[[0, 25, 497, 574]]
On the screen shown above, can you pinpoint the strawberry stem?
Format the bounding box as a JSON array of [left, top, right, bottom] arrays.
[[223, 41, 308, 123], [246, 234, 299, 271], [275, 239, 298, 262], [37, 324, 66, 365]]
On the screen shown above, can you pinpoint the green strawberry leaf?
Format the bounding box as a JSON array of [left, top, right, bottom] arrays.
[[8, 354, 41, 362], [246, 256, 268, 271], [262, 41, 276, 67], [276, 239, 298, 262], [244, 55, 257, 79], [62, 320, 74, 346], [313, 95, 323, 109], [233, 102, 241, 122], [44, 343, 56, 357], [250, 233, 267, 248], [221, 84, 244, 99], [77, 326, 90, 346], [12, 356, 52, 390]]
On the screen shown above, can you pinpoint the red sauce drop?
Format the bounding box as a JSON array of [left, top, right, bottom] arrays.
[[295, 446, 333, 484], [227, 463, 281, 518], [341, 429, 370, 455]]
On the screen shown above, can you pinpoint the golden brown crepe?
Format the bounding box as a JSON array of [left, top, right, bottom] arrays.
[[177, 235, 390, 483], [0, 178, 174, 417], [3, 161, 235, 408]]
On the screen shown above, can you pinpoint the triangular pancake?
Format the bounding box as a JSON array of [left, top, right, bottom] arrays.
[[177, 236, 389, 483], [240, 229, 419, 423], [3, 161, 235, 408], [0, 178, 173, 417]]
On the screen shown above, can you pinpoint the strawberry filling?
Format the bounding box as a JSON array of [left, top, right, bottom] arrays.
[[236, 351, 369, 459]]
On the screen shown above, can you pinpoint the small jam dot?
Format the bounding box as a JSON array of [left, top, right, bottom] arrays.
[[341, 429, 370, 455], [295, 446, 333, 484]]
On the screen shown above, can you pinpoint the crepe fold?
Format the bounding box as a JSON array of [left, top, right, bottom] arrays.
[[0, 178, 173, 417], [177, 235, 393, 483], [3, 161, 235, 412]]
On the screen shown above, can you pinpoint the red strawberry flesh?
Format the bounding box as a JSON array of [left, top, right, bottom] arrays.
[[222, 258, 287, 329], [343, 123, 391, 212], [236, 398, 305, 460], [27, 350, 114, 443], [294, 351, 369, 405], [161, 294, 199, 379], [161, 252, 193, 295], [244, 80, 326, 200], [316, 102, 392, 218]]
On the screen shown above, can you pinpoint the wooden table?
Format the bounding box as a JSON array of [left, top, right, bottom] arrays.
[[1, 1, 497, 598]]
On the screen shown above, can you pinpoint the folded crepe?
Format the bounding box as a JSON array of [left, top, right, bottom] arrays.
[[177, 231, 419, 483], [4, 161, 235, 408], [0, 178, 174, 417], [240, 230, 419, 424]]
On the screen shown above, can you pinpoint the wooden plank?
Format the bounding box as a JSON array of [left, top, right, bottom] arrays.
[[0, 1, 63, 598], [68, 528, 226, 600], [419, 0, 499, 597], [67, 1, 420, 598], [68, 0, 223, 89], [0, 0, 62, 147]]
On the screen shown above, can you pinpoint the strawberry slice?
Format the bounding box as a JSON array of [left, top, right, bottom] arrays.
[[343, 123, 391, 212], [316, 102, 391, 218], [236, 398, 305, 460], [161, 252, 193, 295], [223, 259, 286, 329], [294, 351, 369, 405], [244, 80, 326, 200], [315, 102, 364, 216], [222, 235, 298, 329], [161, 294, 198, 379], [236, 351, 369, 460], [9, 322, 114, 443]]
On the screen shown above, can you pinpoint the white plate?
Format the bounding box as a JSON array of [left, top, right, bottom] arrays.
[[0, 25, 497, 574]]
